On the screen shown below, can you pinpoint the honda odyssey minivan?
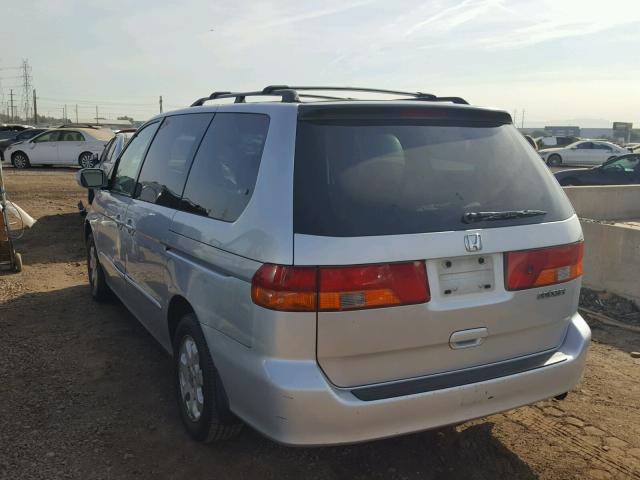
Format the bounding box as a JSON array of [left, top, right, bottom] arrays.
[[77, 86, 590, 445]]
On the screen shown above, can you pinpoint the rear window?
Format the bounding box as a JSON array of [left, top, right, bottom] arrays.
[[294, 112, 573, 237]]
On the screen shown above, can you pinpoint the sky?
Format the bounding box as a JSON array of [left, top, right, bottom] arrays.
[[1, 0, 639, 126]]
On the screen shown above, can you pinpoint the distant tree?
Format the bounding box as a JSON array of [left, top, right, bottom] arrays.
[[117, 115, 134, 123]]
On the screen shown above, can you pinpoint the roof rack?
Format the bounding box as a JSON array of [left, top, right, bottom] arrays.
[[190, 86, 468, 107]]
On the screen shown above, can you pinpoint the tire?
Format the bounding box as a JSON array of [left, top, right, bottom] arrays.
[[547, 154, 562, 167], [79, 151, 95, 168], [88, 189, 95, 205], [12, 252, 22, 273], [86, 232, 111, 301], [173, 314, 243, 443], [12, 152, 30, 169]]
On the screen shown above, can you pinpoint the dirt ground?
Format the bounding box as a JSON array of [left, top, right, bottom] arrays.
[[1, 168, 639, 480]]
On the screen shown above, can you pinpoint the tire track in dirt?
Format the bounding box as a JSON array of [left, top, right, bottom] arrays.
[[507, 405, 640, 479]]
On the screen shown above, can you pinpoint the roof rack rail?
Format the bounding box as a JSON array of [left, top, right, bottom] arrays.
[[190, 86, 468, 106], [263, 86, 469, 104]]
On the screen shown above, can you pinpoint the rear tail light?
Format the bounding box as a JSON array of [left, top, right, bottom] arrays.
[[251, 261, 429, 312], [505, 241, 584, 291], [251, 264, 317, 312]]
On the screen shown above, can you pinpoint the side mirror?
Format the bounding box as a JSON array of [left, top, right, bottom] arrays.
[[76, 168, 108, 189]]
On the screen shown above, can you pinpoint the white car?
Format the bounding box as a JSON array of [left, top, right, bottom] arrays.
[[539, 140, 628, 167], [5, 127, 114, 168]]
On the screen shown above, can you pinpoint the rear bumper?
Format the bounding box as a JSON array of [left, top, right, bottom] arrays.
[[206, 313, 590, 446]]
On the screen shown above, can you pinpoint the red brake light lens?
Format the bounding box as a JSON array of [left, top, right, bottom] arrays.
[[319, 262, 429, 311], [505, 242, 584, 291], [251, 261, 429, 312], [251, 264, 317, 312]]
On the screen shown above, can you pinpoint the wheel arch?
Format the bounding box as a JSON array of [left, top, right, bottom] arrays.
[[547, 153, 562, 166], [11, 150, 28, 163], [83, 220, 92, 243], [167, 295, 196, 349]]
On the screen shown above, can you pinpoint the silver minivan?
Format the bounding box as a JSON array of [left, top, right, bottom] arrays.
[[77, 86, 590, 446]]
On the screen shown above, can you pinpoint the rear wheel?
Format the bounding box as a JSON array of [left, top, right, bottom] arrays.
[[547, 154, 562, 167], [174, 314, 243, 443], [79, 151, 95, 168], [12, 152, 30, 169]]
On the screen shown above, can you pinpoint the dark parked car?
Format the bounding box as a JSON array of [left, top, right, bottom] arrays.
[[554, 154, 640, 186], [0, 127, 48, 161]]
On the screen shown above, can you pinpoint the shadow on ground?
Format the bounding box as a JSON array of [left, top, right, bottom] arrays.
[[13, 211, 85, 265], [0, 283, 538, 480]]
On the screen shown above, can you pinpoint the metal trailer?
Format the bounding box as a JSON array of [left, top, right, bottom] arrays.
[[0, 161, 22, 272]]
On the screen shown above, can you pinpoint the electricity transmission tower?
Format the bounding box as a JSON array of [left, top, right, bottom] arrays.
[[20, 59, 33, 121]]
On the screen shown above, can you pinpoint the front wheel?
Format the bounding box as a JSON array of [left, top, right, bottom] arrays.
[[86, 232, 111, 301], [12, 152, 30, 169], [174, 314, 243, 443], [547, 154, 562, 167], [79, 152, 95, 168]]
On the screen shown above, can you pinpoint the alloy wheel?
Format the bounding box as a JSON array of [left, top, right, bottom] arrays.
[[178, 336, 205, 422]]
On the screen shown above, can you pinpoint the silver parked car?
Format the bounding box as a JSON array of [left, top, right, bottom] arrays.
[[77, 86, 590, 446]]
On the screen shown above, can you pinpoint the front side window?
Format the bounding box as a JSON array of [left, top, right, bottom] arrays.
[[136, 114, 213, 207], [100, 138, 116, 164], [181, 113, 269, 222], [602, 155, 640, 172], [111, 122, 160, 196], [575, 142, 592, 150], [33, 132, 59, 143]]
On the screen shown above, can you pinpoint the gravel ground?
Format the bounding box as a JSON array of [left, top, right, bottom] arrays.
[[1, 168, 639, 480]]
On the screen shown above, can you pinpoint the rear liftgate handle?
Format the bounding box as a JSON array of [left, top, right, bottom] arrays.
[[449, 327, 489, 350]]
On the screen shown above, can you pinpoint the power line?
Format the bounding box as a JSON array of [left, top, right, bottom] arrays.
[[38, 95, 157, 106]]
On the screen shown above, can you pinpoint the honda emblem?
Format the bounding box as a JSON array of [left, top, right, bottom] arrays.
[[464, 233, 482, 252]]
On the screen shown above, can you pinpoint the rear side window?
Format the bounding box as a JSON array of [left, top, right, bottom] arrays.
[[60, 131, 84, 141], [294, 114, 573, 237], [136, 114, 213, 207], [181, 113, 269, 222]]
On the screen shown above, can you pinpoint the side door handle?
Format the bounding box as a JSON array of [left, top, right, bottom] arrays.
[[125, 219, 135, 235]]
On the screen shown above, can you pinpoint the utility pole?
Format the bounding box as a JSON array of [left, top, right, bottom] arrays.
[[521, 109, 526, 129], [64, 104, 67, 122], [95, 105, 99, 125], [75, 104, 78, 123], [9, 89, 15, 121], [159, 95, 163, 113], [32, 89, 37, 125]]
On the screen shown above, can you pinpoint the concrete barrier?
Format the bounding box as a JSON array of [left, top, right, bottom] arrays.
[[563, 185, 640, 221], [580, 221, 640, 305], [561, 185, 640, 305]]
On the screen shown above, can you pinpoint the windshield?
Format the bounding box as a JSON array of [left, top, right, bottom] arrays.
[[294, 118, 574, 237]]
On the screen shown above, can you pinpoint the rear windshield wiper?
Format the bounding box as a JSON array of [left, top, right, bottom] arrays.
[[462, 209, 547, 223]]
